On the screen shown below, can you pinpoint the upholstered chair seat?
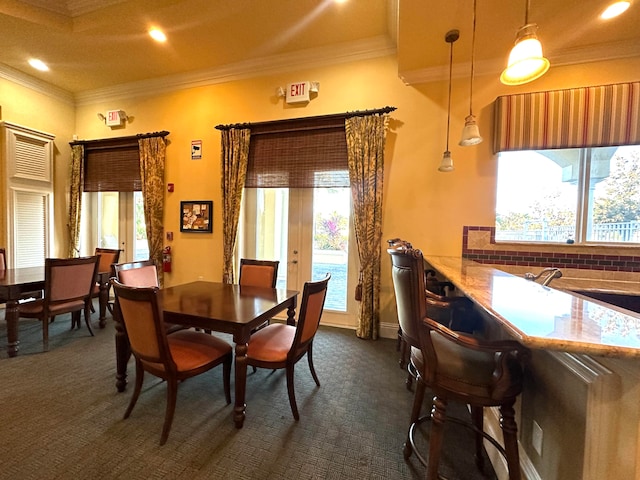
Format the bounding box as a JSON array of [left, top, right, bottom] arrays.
[[245, 274, 330, 421], [247, 323, 296, 362], [409, 333, 524, 402]]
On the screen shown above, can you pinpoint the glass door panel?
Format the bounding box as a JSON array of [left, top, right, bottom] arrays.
[[240, 187, 356, 328]]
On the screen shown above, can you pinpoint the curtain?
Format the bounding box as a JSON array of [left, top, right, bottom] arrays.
[[220, 128, 251, 283], [138, 137, 166, 286], [346, 113, 389, 339], [494, 81, 640, 153], [67, 144, 84, 258]]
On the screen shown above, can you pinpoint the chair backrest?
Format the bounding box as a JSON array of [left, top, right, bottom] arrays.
[[95, 248, 122, 274], [238, 259, 279, 288], [111, 280, 175, 371], [0, 248, 5, 270], [46, 256, 100, 304], [114, 260, 159, 287], [291, 274, 331, 357], [388, 246, 428, 350]]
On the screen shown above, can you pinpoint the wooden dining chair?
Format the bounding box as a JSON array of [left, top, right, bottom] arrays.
[[239, 258, 279, 288], [17, 256, 100, 350], [111, 280, 233, 445], [239, 258, 280, 340], [113, 259, 187, 334], [245, 273, 330, 420], [114, 259, 158, 287], [90, 247, 122, 313]]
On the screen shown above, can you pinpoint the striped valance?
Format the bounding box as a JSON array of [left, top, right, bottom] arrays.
[[493, 82, 640, 153]]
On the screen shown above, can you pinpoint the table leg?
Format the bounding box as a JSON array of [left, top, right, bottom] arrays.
[[99, 282, 109, 328], [233, 342, 248, 428], [286, 302, 296, 326], [5, 299, 20, 357], [113, 308, 131, 392]]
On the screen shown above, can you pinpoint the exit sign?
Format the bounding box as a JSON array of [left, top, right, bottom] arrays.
[[286, 82, 310, 104], [105, 110, 124, 126]]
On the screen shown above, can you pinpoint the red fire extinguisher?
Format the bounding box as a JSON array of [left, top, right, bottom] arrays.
[[162, 246, 172, 273]]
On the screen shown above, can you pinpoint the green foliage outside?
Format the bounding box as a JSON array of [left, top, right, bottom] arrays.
[[314, 211, 348, 251], [496, 150, 640, 233], [135, 195, 147, 240]]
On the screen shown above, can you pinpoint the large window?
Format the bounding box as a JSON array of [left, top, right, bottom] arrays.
[[496, 145, 640, 244]]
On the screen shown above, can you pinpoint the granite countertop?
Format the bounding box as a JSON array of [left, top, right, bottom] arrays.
[[423, 255, 640, 358]]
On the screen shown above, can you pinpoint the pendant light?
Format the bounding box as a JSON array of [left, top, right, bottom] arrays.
[[500, 0, 550, 86], [459, 0, 483, 146], [438, 29, 459, 173]]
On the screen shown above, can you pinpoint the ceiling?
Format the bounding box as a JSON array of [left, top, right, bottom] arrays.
[[0, 0, 638, 97]]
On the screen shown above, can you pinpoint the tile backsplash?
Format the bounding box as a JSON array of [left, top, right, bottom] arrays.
[[462, 226, 640, 288]]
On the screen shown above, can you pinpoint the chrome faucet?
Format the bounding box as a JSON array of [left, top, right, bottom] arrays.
[[524, 267, 563, 286]]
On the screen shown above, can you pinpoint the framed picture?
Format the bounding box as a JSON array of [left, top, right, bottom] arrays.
[[180, 201, 213, 233]]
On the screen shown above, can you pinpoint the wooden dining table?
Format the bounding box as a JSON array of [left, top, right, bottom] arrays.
[[112, 280, 299, 429], [0, 266, 112, 357]]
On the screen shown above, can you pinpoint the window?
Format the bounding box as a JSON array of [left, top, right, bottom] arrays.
[[496, 145, 640, 243]]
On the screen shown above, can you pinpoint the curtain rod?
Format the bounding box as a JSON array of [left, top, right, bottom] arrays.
[[69, 130, 170, 147], [215, 106, 396, 131]]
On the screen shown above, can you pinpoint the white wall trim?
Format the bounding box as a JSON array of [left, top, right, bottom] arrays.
[[0, 64, 74, 106], [399, 38, 640, 86], [74, 35, 397, 105]]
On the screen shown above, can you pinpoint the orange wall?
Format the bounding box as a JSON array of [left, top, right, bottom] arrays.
[[3, 52, 640, 311]]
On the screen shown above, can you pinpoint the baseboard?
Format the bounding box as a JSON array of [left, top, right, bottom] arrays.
[[379, 321, 398, 340]]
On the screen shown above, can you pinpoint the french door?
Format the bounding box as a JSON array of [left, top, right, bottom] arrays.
[[239, 187, 358, 329], [84, 191, 148, 262]]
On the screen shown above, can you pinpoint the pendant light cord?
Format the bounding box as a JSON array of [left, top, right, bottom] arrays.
[[525, 0, 530, 24], [469, 0, 477, 117], [446, 38, 453, 151]]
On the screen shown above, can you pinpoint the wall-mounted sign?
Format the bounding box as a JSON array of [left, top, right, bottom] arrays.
[[105, 110, 125, 126], [286, 81, 310, 104], [191, 140, 202, 160]]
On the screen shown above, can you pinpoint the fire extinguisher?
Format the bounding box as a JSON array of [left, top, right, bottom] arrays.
[[162, 246, 172, 273]]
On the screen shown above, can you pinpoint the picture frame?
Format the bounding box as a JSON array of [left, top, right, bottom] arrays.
[[180, 200, 213, 233]]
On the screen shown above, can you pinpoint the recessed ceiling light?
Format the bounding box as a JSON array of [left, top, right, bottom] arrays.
[[601, 1, 630, 19], [28, 58, 49, 71], [149, 27, 167, 42]]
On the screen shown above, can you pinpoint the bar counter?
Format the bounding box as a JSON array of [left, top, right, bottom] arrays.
[[423, 255, 640, 358]]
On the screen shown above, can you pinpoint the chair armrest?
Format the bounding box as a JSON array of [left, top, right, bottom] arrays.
[[422, 316, 528, 356]]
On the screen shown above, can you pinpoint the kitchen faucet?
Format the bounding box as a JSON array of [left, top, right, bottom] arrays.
[[524, 267, 563, 286]]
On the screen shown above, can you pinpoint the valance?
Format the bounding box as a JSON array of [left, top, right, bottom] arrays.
[[493, 82, 640, 153]]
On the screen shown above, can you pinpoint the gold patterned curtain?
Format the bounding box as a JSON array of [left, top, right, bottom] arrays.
[[67, 144, 84, 258], [220, 128, 251, 283], [138, 136, 166, 286], [346, 113, 389, 339]]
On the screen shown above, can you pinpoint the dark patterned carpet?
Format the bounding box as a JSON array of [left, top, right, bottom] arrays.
[[0, 304, 497, 479]]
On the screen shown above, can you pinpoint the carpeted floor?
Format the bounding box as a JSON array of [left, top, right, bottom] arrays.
[[0, 305, 497, 480]]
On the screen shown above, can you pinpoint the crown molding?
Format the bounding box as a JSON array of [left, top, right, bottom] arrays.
[[75, 35, 397, 106], [0, 63, 74, 105], [399, 38, 640, 86]]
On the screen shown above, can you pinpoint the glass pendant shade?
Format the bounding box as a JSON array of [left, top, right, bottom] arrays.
[[459, 115, 483, 146], [500, 23, 549, 85], [438, 151, 454, 172]]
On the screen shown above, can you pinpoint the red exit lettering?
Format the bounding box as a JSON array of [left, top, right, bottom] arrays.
[[289, 83, 306, 97]]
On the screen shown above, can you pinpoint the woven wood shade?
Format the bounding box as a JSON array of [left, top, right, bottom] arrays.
[[246, 116, 349, 188], [71, 131, 169, 192], [84, 144, 140, 192]]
